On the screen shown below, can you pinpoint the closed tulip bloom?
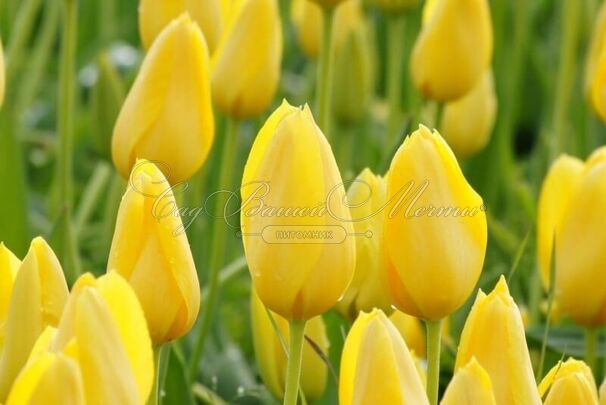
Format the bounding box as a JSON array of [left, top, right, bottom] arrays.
[[339, 309, 428, 404], [0, 238, 69, 402], [0, 39, 4, 108], [384, 125, 487, 321], [456, 276, 541, 405], [411, 0, 492, 101], [441, 358, 496, 405], [336, 169, 391, 319], [585, 1, 606, 120], [555, 147, 606, 326], [536, 155, 584, 290], [0, 244, 20, 349], [212, 0, 282, 119], [241, 101, 355, 320], [440, 71, 497, 158], [251, 292, 328, 400], [108, 160, 200, 344], [389, 311, 426, 357], [113, 14, 215, 184], [539, 359, 598, 405], [139, 0, 223, 52]]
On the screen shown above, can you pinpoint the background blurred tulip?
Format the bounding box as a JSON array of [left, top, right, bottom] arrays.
[[251, 292, 328, 401], [0, 238, 69, 402], [411, 0, 493, 101], [456, 276, 541, 405], [212, 0, 282, 119], [139, 0, 223, 52], [441, 358, 497, 405], [112, 14, 215, 184], [384, 125, 487, 321], [389, 311, 426, 357], [241, 101, 355, 321], [539, 359, 598, 405], [440, 70, 497, 158], [339, 309, 429, 404], [107, 160, 200, 345], [585, 0, 606, 121], [536, 155, 584, 290], [0, 244, 20, 349], [336, 169, 391, 319]]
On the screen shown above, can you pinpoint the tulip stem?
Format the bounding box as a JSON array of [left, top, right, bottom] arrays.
[[189, 118, 240, 381], [283, 320, 306, 405], [148, 345, 170, 405], [316, 5, 336, 137], [385, 13, 406, 150], [585, 328, 598, 374], [426, 319, 442, 405]]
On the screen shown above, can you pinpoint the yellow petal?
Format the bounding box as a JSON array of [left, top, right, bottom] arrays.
[[0, 243, 20, 350], [539, 359, 598, 405], [441, 358, 496, 405]]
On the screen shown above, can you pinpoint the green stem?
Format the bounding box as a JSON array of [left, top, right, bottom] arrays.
[[385, 14, 405, 150], [283, 320, 306, 405], [188, 118, 240, 380], [54, 0, 81, 282], [316, 5, 336, 137], [426, 320, 442, 405], [5, 0, 43, 83], [99, 0, 115, 45], [585, 328, 598, 374], [434, 102, 444, 130], [148, 345, 170, 405], [551, 0, 581, 157]]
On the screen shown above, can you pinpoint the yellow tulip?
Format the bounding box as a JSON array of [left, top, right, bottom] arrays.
[[536, 155, 584, 291], [139, 0, 223, 53], [440, 70, 497, 158], [389, 311, 426, 358], [113, 14, 215, 184], [0, 243, 20, 349], [555, 147, 606, 326], [339, 309, 429, 404], [240, 100, 355, 320], [212, 0, 282, 119], [585, 1, 606, 120], [0, 238, 69, 402], [336, 169, 391, 319], [441, 358, 496, 405], [107, 160, 200, 344], [384, 125, 487, 321], [47, 272, 154, 404], [539, 359, 598, 405], [411, 0, 493, 101], [250, 291, 328, 401], [0, 39, 4, 108], [456, 276, 541, 405]]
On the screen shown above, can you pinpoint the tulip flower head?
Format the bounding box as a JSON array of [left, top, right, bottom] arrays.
[[139, 0, 223, 53], [441, 358, 497, 405], [250, 291, 328, 401], [384, 125, 487, 321], [241, 100, 355, 321], [389, 311, 426, 357], [585, 0, 606, 122], [538, 359, 598, 405], [113, 13, 215, 184], [339, 309, 429, 404], [107, 160, 200, 345], [456, 276, 541, 405], [411, 0, 493, 101], [0, 244, 20, 349], [0, 238, 69, 402], [212, 0, 282, 119]]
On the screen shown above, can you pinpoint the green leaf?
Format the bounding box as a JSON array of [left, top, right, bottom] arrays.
[[526, 326, 606, 358]]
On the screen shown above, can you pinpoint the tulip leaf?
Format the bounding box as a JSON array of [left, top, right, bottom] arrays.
[[526, 326, 606, 359]]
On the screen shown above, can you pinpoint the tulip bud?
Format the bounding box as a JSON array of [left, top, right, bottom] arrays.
[[367, 0, 419, 14], [113, 14, 215, 184], [336, 169, 391, 319], [0, 238, 69, 402], [108, 160, 200, 344], [0, 244, 20, 349], [0, 39, 4, 108], [536, 155, 584, 291], [241, 100, 355, 320], [441, 358, 496, 405], [555, 147, 606, 326], [332, 10, 375, 125], [384, 125, 487, 321], [440, 70, 497, 158], [585, 1, 606, 121], [411, 0, 493, 101], [389, 311, 426, 357], [538, 359, 598, 405], [456, 276, 541, 405], [212, 0, 282, 119], [139, 0, 223, 53], [339, 309, 429, 404], [251, 292, 328, 401]]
